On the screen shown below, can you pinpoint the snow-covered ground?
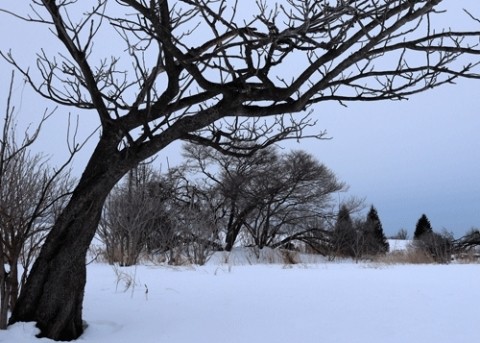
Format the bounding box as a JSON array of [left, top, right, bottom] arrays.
[[2, 251, 480, 343]]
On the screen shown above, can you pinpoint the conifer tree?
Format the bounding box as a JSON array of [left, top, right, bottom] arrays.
[[331, 205, 356, 258], [414, 214, 433, 239], [364, 206, 389, 254]]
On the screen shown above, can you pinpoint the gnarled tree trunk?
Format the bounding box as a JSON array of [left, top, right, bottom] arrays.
[[9, 143, 127, 340]]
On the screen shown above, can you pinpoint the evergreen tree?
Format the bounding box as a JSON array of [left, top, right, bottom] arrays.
[[414, 214, 433, 239], [364, 206, 389, 254], [331, 204, 356, 258]]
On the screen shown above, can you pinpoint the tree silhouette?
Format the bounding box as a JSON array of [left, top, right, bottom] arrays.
[[364, 206, 389, 254], [331, 204, 356, 258], [414, 214, 434, 239]]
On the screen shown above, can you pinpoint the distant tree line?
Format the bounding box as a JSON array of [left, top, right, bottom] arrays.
[[96, 146, 480, 266], [97, 143, 394, 265], [329, 205, 389, 262]]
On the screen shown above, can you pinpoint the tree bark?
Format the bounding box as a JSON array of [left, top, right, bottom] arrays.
[[8, 261, 19, 311], [9, 142, 126, 340], [225, 204, 258, 251], [0, 243, 8, 330]]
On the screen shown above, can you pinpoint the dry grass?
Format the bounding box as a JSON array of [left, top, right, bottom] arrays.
[[112, 265, 137, 292], [374, 248, 435, 265], [281, 249, 300, 265]]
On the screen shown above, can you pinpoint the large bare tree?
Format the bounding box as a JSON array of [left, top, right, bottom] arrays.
[[183, 144, 345, 250], [1, 0, 479, 340]]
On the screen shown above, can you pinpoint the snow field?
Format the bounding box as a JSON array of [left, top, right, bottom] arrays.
[[2, 261, 480, 343]]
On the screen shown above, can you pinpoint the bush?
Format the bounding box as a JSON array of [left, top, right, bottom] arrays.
[[413, 231, 453, 264]]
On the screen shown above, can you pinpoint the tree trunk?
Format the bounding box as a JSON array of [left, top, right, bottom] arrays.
[[9, 144, 125, 340], [8, 261, 19, 311], [0, 243, 8, 330], [224, 205, 257, 251]]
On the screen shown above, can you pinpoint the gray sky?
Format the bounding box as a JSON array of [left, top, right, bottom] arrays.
[[1, 1, 479, 238], [291, 79, 480, 237]]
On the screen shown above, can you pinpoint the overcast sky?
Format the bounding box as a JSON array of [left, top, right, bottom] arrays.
[[1, 1, 479, 238]]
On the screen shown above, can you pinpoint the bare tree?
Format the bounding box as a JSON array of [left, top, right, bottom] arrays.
[[100, 163, 220, 265], [1, 0, 480, 339], [0, 73, 73, 329], [392, 228, 409, 240], [183, 145, 345, 251], [172, 191, 221, 265], [99, 163, 163, 266], [454, 228, 480, 253], [241, 149, 345, 249], [183, 143, 281, 250]]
